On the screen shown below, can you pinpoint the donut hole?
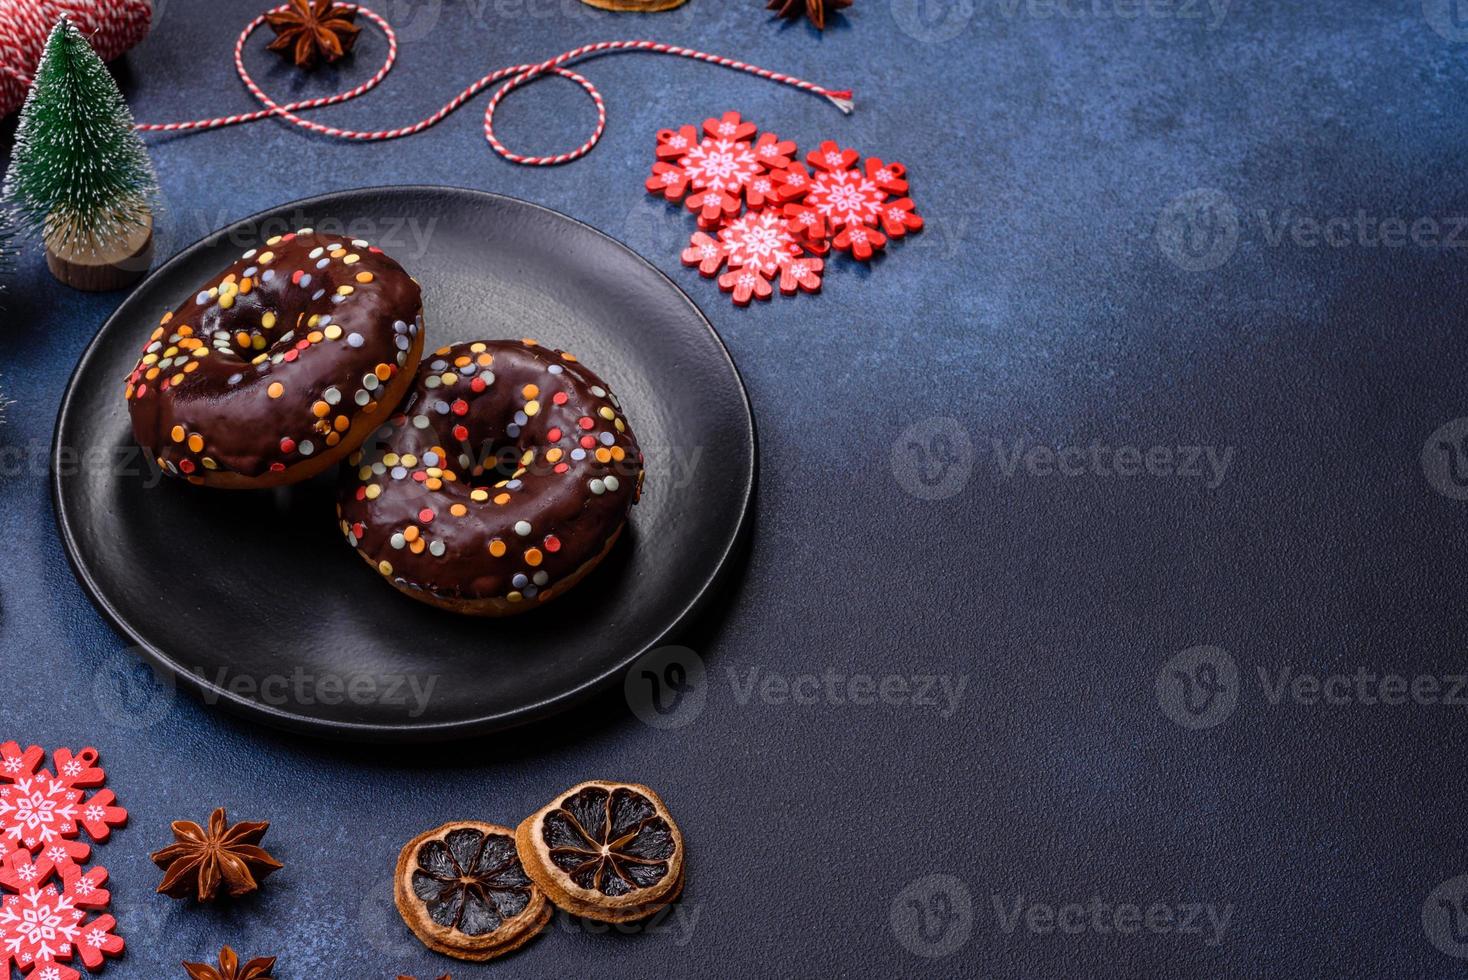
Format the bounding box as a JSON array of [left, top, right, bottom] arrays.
[[465, 439, 525, 483]]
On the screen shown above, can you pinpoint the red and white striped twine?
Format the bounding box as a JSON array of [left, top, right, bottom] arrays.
[[0, 0, 152, 116], [134, 4, 855, 167]]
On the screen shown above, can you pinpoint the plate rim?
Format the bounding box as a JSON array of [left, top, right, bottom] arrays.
[[50, 184, 756, 742]]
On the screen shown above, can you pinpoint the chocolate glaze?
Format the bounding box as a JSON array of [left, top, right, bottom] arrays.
[[336, 340, 644, 609], [126, 230, 423, 480]]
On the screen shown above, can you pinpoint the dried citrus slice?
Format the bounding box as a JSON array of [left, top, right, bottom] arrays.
[[515, 780, 685, 923], [394, 821, 550, 961]]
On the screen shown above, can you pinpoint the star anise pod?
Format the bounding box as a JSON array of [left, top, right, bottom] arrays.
[[766, 0, 853, 30], [152, 807, 283, 902], [183, 945, 276, 980], [265, 0, 360, 69]]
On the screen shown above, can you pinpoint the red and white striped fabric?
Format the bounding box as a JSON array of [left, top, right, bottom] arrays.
[[133, 4, 854, 167], [0, 0, 153, 117]]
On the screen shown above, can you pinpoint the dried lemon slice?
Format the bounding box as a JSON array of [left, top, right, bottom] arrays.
[[394, 820, 550, 961], [578, 0, 690, 10], [515, 780, 685, 923]]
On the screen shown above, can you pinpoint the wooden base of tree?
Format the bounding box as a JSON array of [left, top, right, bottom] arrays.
[[45, 213, 154, 292]]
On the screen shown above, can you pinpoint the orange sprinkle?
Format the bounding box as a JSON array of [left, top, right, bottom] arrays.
[[334, 415, 350, 431], [404, 526, 420, 542], [170, 425, 186, 443], [312, 401, 331, 418], [355, 271, 374, 284], [522, 383, 539, 399], [187, 434, 204, 453], [494, 493, 511, 505], [375, 364, 392, 381], [267, 382, 284, 398], [489, 539, 507, 557], [524, 548, 543, 567]]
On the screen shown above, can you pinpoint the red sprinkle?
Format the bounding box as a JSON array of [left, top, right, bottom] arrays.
[[419, 508, 435, 524], [269, 462, 286, 472], [471, 377, 487, 392], [283, 349, 299, 362], [280, 437, 296, 453], [553, 392, 569, 405], [580, 435, 596, 449], [544, 534, 562, 552], [452, 424, 469, 441], [554, 462, 569, 474], [547, 427, 563, 442], [578, 417, 595, 430], [451, 399, 469, 416], [178, 459, 195, 474], [291, 269, 304, 284]]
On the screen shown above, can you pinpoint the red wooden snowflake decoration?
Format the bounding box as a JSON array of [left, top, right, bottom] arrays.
[[0, 850, 123, 980], [774, 140, 924, 260], [646, 111, 925, 307], [682, 210, 824, 305], [0, 745, 127, 873], [647, 111, 795, 226]]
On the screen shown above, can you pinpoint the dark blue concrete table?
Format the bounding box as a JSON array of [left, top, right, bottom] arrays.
[[4, 0, 1468, 975]]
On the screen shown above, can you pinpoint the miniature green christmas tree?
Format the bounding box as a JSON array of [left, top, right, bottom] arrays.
[[2, 16, 157, 289]]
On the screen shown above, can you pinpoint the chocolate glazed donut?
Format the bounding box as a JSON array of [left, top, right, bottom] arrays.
[[337, 340, 644, 615], [126, 229, 425, 487]]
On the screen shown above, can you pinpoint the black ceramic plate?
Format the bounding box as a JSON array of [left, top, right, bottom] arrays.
[[52, 186, 753, 741]]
